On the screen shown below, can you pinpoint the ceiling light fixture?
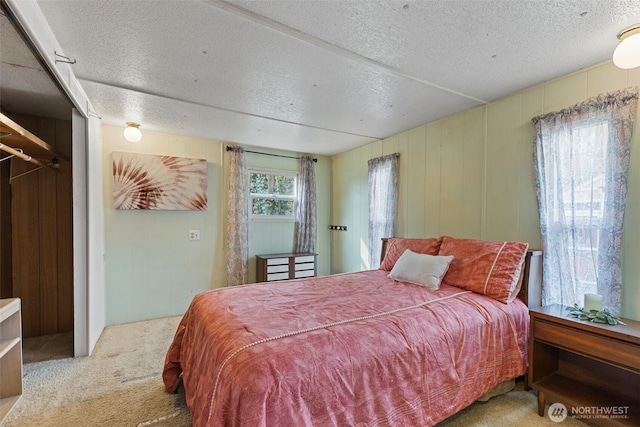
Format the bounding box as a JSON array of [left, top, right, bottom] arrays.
[[124, 122, 142, 142], [613, 24, 640, 69]]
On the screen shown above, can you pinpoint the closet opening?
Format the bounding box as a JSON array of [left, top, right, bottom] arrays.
[[1, 5, 75, 363], [0, 112, 74, 363]]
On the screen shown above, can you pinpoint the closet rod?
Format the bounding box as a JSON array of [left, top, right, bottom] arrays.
[[226, 145, 317, 162], [0, 142, 48, 169]]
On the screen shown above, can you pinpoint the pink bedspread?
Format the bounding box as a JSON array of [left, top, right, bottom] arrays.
[[163, 270, 529, 426]]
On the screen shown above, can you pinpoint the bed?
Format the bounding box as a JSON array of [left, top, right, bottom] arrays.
[[163, 236, 540, 426]]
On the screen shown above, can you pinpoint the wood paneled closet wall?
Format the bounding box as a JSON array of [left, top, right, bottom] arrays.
[[0, 112, 73, 338]]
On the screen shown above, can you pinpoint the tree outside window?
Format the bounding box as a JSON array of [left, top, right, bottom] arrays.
[[249, 170, 297, 219]]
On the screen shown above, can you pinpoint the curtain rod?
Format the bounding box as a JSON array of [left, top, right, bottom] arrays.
[[226, 145, 317, 162]]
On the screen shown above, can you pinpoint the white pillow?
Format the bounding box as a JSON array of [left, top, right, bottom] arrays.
[[388, 249, 454, 289]]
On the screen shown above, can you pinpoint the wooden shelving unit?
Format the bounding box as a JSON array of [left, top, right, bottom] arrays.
[[0, 298, 22, 422], [529, 304, 640, 426]]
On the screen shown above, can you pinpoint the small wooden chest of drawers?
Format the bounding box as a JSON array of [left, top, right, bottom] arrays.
[[256, 253, 317, 283]]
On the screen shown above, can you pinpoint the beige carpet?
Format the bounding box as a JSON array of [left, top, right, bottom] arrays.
[[3, 316, 191, 427], [22, 332, 73, 364], [437, 382, 586, 427], [2, 316, 587, 427]]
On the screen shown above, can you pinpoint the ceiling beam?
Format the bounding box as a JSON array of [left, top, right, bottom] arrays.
[[206, 0, 488, 104], [78, 77, 384, 140]]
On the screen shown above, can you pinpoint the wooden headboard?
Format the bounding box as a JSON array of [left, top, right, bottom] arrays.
[[518, 250, 542, 308], [379, 238, 542, 308]]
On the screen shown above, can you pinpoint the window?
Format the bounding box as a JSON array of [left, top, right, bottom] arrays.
[[532, 87, 638, 314], [367, 154, 399, 269], [549, 119, 608, 297], [249, 169, 297, 220]]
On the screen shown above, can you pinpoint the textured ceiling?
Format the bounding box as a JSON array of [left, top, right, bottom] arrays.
[[0, 8, 72, 120], [2, 0, 640, 156]]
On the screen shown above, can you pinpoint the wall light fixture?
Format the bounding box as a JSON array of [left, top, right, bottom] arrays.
[[124, 122, 142, 142], [613, 24, 640, 69]]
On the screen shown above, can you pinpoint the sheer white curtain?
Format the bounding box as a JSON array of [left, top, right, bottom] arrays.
[[294, 156, 317, 253], [533, 88, 638, 314], [226, 146, 248, 286], [368, 153, 399, 269]]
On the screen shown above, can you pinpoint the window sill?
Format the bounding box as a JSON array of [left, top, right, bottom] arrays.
[[249, 217, 296, 223]]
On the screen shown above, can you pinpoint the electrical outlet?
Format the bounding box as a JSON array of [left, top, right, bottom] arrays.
[[188, 230, 201, 241]]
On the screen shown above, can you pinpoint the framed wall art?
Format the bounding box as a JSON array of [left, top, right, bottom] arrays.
[[112, 151, 207, 210]]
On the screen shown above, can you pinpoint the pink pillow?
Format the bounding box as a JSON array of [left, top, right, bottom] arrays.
[[380, 237, 442, 271], [438, 236, 528, 303]]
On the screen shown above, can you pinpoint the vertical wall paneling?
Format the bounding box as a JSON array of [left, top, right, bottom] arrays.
[[55, 119, 72, 158], [621, 67, 640, 321], [370, 140, 383, 159], [486, 94, 521, 242], [439, 116, 465, 236], [424, 123, 442, 237], [396, 132, 409, 238], [11, 161, 41, 337], [622, 112, 640, 321], [0, 160, 11, 299], [315, 154, 331, 277], [586, 62, 628, 98], [331, 146, 369, 273], [461, 109, 485, 239], [5, 113, 73, 338], [39, 158, 58, 335], [56, 157, 74, 332], [543, 73, 588, 115], [330, 61, 640, 321], [519, 87, 544, 249], [330, 154, 344, 272], [629, 67, 640, 88], [339, 148, 353, 271], [357, 145, 371, 270], [343, 150, 353, 270], [407, 127, 426, 237]]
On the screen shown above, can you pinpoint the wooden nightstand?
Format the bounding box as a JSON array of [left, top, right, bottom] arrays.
[[528, 304, 640, 426]]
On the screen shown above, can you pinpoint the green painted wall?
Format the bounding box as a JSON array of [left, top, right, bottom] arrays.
[[235, 149, 331, 284], [102, 126, 330, 325], [330, 61, 640, 321]]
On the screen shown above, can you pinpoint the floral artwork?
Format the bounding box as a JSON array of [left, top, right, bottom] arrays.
[[112, 151, 207, 210]]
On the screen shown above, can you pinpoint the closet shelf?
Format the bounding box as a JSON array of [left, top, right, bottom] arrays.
[[0, 298, 22, 423], [0, 337, 20, 359], [0, 113, 68, 161]]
